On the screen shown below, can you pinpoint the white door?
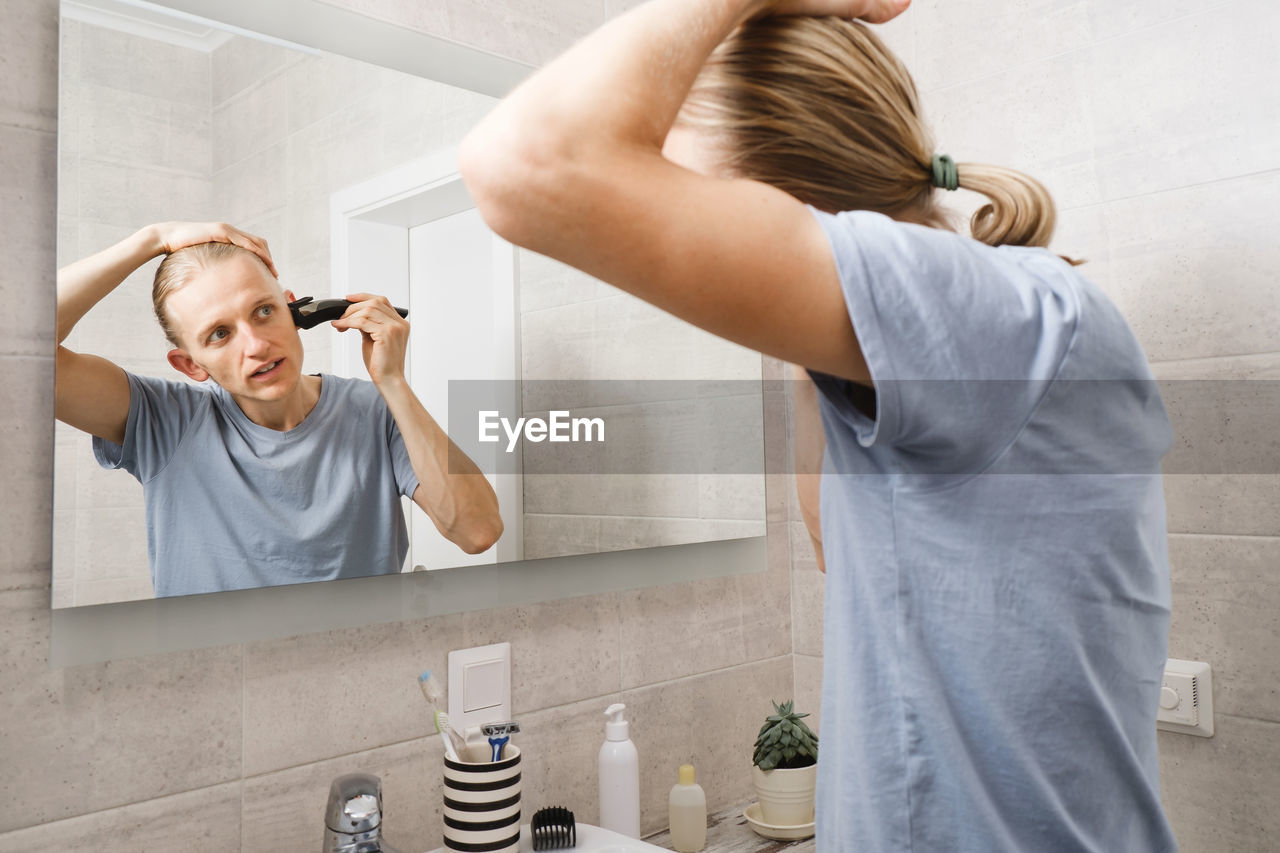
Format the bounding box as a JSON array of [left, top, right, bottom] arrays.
[[407, 207, 521, 569], [333, 159, 523, 572]]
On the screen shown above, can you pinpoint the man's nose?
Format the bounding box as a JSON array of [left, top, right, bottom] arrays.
[[241, 325, 272, 358]]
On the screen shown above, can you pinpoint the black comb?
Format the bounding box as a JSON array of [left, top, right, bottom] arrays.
[[287, 296, 408, 329], [530, 806, 576, 850]]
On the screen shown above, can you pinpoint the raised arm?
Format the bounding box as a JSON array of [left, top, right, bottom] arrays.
[[331, 294, 503, 555], [56, 223, 276, 444], [459, 0, 905, 383]]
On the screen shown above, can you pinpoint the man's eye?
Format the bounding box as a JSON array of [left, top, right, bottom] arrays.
[[257, 305, 273, 317], [208, 328, 228, 343]]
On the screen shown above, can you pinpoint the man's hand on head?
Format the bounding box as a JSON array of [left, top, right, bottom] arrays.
[[328, 293, 411, 389], [148, 221, 278, 278]]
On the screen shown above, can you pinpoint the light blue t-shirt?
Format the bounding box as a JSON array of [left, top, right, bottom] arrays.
[[94, 373, 419, 597], [806, 209, 1177, 853]]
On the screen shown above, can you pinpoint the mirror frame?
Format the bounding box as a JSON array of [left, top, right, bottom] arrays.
[[50, 0, 769, 666]]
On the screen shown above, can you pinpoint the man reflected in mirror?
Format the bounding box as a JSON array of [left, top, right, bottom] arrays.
[[55, 222, 503, 597]]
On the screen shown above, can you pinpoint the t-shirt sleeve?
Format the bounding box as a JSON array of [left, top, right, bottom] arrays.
[[805, 207, 1078, 474], [92, 372, 212, 483], [383, 404, 421, 500]]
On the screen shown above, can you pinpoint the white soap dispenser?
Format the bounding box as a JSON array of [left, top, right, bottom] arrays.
[[598, 703, 640, 838]]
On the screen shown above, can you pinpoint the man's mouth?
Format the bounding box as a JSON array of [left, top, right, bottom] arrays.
[[251, 360, 282, 379]]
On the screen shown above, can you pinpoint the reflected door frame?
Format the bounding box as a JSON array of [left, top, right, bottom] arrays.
[[330, 149, 523, 569]]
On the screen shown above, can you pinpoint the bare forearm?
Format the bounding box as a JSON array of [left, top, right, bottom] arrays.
[[470, 0, 753, 153], [376, 378, 503, 554], [57, 226, 160, 343], [460, 0, 758, 251]]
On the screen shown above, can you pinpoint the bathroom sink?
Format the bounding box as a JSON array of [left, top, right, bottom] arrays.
[[424, 821, 671, 852]]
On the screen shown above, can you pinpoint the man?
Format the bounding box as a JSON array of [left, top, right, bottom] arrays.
[[56, 221, 502, 597]]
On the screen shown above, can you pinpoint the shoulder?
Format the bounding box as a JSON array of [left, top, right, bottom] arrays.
[[131, 372, 219, 409], [316, 374, 388, 418]]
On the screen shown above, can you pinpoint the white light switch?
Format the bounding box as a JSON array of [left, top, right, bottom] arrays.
[[448, 643, 511, 736], [462, 659, 506, 713], [1156, 658, 1213, 737]]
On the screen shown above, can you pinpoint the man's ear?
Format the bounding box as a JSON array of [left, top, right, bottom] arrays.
[[167, 348, 210, 382]]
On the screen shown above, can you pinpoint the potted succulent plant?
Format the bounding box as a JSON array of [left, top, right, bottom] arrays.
[[751, 700, 819, 827]]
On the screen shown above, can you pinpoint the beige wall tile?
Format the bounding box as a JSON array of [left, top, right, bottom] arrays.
[[698, 474, 767, 522], [73, 576, 155, 607], [77, 22, 209, 106], [0, 782, 241, 853], [1151, 353, 1280, 381], [793, 654, 823, 735], [519, 249, 608, 313], [525, 474, 701, 519], [1101, 172, 1280, 363], [1159, 713, 1280, 853], [283, 51, 387, 135], [0, 0, 58, 133], [522, 514, 601, 560], [78, 83, 209, 176], [912, 0, 1092, 95], [619, 522, 786, 689], [0, 125, 57, 359], [73, 507, 150, 582], [1163, 475, 1280, 537], [922, 49, 1102, 212], [441, 0, 604, 66], [242, 614, 465, 776], [212, 34, 304, 108], [1082, 0, 1223, 42], [737, 521, 792, 664], [458, 592, 623, 715], [1, 357, 54, 592], [1085, 3, 1280, 202], [624, 656, 793, 835], [0, 589, 243, 832], [1167, 534, 1280, 722], [242, 736, 440, 853], [516, 696, 613, 825], [79, 158, 215, 228], [213, 74, 290, 173]]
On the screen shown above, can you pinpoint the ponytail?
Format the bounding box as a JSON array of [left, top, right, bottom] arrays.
[[954, 162, 1083, 265]]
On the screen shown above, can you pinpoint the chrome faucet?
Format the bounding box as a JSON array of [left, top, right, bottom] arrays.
[[322, 773, 404, 853]]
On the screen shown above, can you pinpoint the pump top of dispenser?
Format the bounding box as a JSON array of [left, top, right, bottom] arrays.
[[604, 703, 630, 741], [678, 764, 696, 786]]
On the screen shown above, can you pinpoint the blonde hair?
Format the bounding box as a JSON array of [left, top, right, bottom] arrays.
[[152, 242, 267, 346], [678, 17, 1077, 262]]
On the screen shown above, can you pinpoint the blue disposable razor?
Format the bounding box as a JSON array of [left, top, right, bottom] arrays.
[[481, 721, 520, 762]]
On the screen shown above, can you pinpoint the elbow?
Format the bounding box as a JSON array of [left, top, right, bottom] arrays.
[[457, 513, 504, 555], [459, 132, 531, 247], [459, 123, 573, 250]]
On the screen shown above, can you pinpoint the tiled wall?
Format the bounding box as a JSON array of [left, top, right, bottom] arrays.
[[517, 248, 767, 559], [792, 3, 1280, 851], [2, 1, 794, 850], [53, 19, 216, 607]]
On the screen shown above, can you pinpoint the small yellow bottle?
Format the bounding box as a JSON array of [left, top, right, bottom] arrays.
[[668, 764, 707, 852]]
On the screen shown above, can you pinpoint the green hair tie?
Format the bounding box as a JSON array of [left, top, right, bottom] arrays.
[[930, 153, 959, 191]]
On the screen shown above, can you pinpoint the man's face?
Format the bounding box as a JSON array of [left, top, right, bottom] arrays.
[[163, 253, 305, 403]]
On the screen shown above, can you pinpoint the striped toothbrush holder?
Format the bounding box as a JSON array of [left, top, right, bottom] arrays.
[[443, 744, 522, 853]]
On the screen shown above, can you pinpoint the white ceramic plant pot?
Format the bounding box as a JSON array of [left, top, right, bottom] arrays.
[[751, 763, 816, 826]]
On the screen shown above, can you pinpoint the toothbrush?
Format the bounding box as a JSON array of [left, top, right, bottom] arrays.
[[418, 671, 461, 762]]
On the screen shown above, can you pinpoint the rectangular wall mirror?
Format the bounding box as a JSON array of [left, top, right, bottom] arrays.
[[50, 0, 768, 660]]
